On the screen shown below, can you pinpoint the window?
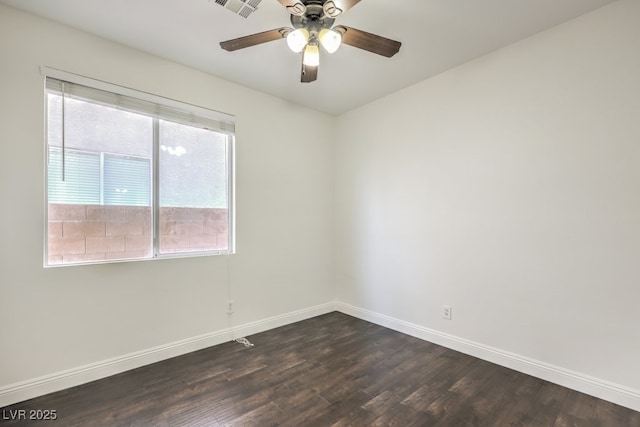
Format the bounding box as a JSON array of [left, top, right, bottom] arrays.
[[45, 71, 235, 266]]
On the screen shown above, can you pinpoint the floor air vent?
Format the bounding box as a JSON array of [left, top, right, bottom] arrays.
[[213, 0, 262, 18]]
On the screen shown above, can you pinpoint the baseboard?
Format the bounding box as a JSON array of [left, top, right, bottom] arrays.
[[0, 302, 335, 408], [335, 301, 640, 413]]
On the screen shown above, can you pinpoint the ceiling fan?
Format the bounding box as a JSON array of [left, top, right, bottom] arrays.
[[220, 0, 401, 83]]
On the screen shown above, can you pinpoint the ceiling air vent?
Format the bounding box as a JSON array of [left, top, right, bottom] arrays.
[[213, 0, 262, 18]]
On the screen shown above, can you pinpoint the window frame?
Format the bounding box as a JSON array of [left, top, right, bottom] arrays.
[[43, 67, 236, 267]]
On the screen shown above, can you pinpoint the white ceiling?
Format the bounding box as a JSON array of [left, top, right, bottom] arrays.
[[1, 0, 616, 115]]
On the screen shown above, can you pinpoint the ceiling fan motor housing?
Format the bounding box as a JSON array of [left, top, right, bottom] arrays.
[[291, 3, 335, 42]]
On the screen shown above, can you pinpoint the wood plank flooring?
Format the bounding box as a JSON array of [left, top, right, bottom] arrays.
[[1, 312, 639, 426]]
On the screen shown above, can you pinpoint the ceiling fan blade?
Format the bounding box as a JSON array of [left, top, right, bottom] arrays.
[[220, 28, 289, 52], [301, 61, 318, 83], [276, 0, 306, 16], [334, 25, 401, 58]]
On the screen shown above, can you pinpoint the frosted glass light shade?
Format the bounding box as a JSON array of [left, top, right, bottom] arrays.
[[303, 44, 320, 66], [319, 28, 341, 54], [286, 28, 309, 53]]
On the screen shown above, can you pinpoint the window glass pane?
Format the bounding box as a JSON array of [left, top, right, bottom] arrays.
[[47, 93, 152, 157], [47, 93, 153, 265], [159, 120, 229, 254]]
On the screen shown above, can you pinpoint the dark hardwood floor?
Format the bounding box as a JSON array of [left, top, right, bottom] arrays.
[[1, 312, 639, 426]]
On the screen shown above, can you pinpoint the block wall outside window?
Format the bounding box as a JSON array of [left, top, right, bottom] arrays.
[[47, 204, 229, 265]]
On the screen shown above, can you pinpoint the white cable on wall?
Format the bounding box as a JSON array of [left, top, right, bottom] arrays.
[[224, 254, 253, 347]]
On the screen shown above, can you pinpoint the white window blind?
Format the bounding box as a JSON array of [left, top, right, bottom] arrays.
[[44, 70, 235, 135]]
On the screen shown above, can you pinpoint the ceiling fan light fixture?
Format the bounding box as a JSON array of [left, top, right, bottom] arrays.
[[302, 43, 320, 67], [286, 28, 309, 53], [319, 28, 342, 54]]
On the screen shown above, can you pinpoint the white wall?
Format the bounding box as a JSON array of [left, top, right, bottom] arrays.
[[335, 0, 640, 402], [0, 4, 334, 402]]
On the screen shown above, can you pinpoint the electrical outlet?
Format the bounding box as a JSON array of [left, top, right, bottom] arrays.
[[443, 305, 452, 320], [227, 300, 234, 314]]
